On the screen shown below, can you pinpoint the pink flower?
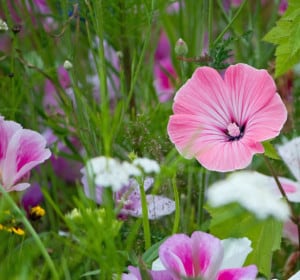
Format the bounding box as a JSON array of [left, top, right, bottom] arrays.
[[123, 232, 257, 280], [154, 32, 178, 103], [158, 232, 257, 280], [167, 63, 287, 172], [122, 266, 173, 280], [0, 117, 51, 191]]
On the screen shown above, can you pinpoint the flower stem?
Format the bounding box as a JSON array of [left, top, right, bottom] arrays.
[[213, 0, 248, 46], [197, 167, 207, 227], [0, 186, 59, 279], [172, 175, 180, 234], [139, 178, 151, 250], [263, 155, 300, 260]]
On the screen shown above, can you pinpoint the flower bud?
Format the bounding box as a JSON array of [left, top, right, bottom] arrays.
[[0, 19, 8, 31], [63, 60, 73, 70], [175, 38, 188, 56]]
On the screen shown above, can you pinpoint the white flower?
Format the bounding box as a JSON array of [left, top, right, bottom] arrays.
[[0, 19, 8, 31], [83, 156, 141, 191], [132, 157, 160, 173], [207, 171, 290, 221]]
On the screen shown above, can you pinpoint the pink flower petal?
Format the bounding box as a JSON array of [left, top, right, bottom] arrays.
[[2, 129, 51, 190], [191, 231, 224, 279], [168, 63, 287, 172], [224, 64, 287, 141], [159, 233, 194, 278], [0, 119, 22, 165], [217, 265, 257, 280]]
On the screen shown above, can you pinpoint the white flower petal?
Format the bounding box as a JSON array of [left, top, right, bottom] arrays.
[[133, 157, 160, 173], [277, 137, 300, 182], [220, 237, 252, 269]]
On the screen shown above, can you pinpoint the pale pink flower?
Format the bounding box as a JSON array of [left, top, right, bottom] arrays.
[[0, 117, 51, 191], [167, 63, 287, 172]]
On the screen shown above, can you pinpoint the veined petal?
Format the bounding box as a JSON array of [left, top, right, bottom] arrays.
[[2, 128, 51, 190], [217, 265, 257, 280], [190, 231, 224, 279], [0, 119, 22, 166], [194, 139, 263, 172]]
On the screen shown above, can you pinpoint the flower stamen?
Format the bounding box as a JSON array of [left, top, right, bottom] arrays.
[[227, 122, 244, 141]]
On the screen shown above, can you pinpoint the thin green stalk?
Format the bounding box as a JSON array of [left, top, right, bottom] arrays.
[[197, 168, 207, 227], [0, 186, 59, 279], [139, 177, 151, 250], [263, 156, 300, 261], [213, 0, 248, 46], [172, 176, 180, 234], [208, 0, 214, 49]]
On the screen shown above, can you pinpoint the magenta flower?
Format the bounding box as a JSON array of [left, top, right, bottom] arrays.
[[0, 117, 51, 191], [167, 63, 287, 172], [158, 231, 257, 280], [154, 32, 178, 103], [123, 232, 257, 280]]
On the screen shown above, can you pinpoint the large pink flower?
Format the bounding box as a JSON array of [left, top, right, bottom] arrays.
[[0, 117, 51, 191], [158, 231, 257, 280], [167, 63, 287, 172]]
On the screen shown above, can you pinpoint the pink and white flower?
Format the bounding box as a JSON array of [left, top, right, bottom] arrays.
[[167, 63, 287, 172], [0, 117, 51, 191], [158, 232, 257, 280], [123, 231, 257, 280]]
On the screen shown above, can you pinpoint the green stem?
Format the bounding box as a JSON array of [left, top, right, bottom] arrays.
[[0, 187, 59, 279], [139, 177, 151, 250], [197, 168, 207, 227], [172, 175, 180, 234], [208, 0, 213, 49], [263, 156, 300, 259], [213, 0, 248, 46]]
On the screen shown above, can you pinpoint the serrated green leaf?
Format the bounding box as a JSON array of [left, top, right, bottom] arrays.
[[262, 141, 280, 160], [206, 203, 283, 278], [263, 0, 300, 77]]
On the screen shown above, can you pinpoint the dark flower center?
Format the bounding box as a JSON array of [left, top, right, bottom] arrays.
[[226, 122, 245, 141]]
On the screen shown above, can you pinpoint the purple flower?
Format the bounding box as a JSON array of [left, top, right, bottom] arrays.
[[20, 182, 44, 213], [0, 117, 51, 191], [43, 129, 83, 183]]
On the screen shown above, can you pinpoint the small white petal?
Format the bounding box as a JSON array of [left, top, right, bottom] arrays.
[[152, 258, 165, 271], [221, 238, 252, 269], [133, 157, 160, 173], [277, 137, 300, 182]]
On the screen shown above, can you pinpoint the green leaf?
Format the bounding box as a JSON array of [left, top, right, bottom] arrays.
[[263, 0, 300, 77], [262, 141, 280, 160], [206, 203, 283, 278], [142, 239, 165, 265]]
